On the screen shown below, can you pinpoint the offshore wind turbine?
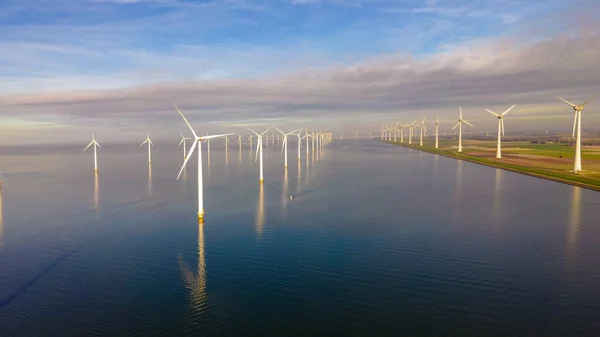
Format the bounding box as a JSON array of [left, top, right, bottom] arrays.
[[248, 127, 272, 183], [418, 117, 428, 146], [236, 133, 245, 151], [178, 132, 191, 159], [274, 127, 301, 168], [485, 104, 516, 159], [556, 93, 600, 172], [294, 129, 304, 161], [173, 103, 233, 222], [141, 132, 154, 164], [452, 106, 473, 152], [83, 133, 101, 172]]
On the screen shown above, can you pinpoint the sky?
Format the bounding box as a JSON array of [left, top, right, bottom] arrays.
[[0, 0, 599, 145]]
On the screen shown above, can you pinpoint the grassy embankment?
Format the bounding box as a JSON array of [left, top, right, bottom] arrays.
[[385, 138, 600, 192]]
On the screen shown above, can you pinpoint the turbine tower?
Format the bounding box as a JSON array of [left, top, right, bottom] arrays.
[[435, 115, 439, 149], [485, 104, 516, 159], [418, 117, 428, 146], [248, 127, 272, 183], [556, 93, 600, 172], [173, 103, 233, 223], [452, 106, 473, 152], [178, 132, 191, 159], [83, 133, 101, 172], [141, 132, 154, 164]]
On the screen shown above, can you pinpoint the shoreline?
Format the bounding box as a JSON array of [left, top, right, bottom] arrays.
[[384, 140, 600, 193]]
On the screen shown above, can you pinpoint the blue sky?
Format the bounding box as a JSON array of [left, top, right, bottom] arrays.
[[0, 0, 599, 144]]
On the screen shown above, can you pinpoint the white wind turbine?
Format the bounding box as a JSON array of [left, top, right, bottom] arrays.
[[178, 132, 191, 159], [556, 93, 600, 172], [434, 115, 439, 149], [141, 132, 154, 164], [485, 104, 516, 159], [173, 103, 233, 222], [294, 129, 304, 161], [248, 126, 272, 183], [236, 133, 245, 151], [274, 127, 301, 168], [83, 133, 101, 172], [452, 106, 473, 152], [408, 121, 416, 145], [418, 117, 428, 146]]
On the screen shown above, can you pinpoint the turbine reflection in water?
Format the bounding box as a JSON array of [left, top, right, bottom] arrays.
[[256, 183, 265, 237], [282, 169, 289, 214], [179, 224, 207, 312], [566, 186, 581, 263], [493, 169, 503, 219], [0, 183, 3, 247], [94, 172, 99, 212], [148, 163, 153, 198], [453, 160, 463, 221]]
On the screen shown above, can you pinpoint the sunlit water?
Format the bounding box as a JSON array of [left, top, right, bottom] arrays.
[[1, 140, 600, 336]]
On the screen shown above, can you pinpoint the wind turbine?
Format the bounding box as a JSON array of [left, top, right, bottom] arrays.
[[293, 129, 304, 161], [83, 133, 101, 172], [408, 121, 416, 145], [225, 135, 230, 152], [178, 132, 191, 159], [556, 93, 600, 172], [141, 132, 154, 164], [418, 117, 428, 146], [248, 127, 272, 183], [434, 115, 439, 149], [274, 127, 301, 168], [173, 103, 233, 223], [485, 104, 516, 159], [452, 106, 473, 152], [236, 133, 245, 151]]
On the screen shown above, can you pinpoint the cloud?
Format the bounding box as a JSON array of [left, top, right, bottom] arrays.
[[1, 25, 599, 145]]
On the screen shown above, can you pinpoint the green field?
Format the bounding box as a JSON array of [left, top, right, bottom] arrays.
[[384, 136, 600, 192]]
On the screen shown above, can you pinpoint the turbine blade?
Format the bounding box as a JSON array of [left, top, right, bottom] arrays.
[[173, 103, 198, 139], [247, 127, 260, 137], [582, 93, 600, 106], [459, 105, 462, 119], [177, 140, 197, 180], [556, 96, 577, 107], [149, 139, 154, 146], [452, 122, 460, 130], [485, 108, 500, 117], [141, 139, 148, 146], [464, 120, 474, 127], [200, 133, 235, 140], [83, 141, 94, 151], [572, 111, 577, 138], [422, 116, 426, 124], [259, 126, 272, 136], [272, 126, 284, 135], [95, 141, 101, 148], [178, 138, 184, 147], [501, 104, 516, 116], [255, 141, 260, 162]]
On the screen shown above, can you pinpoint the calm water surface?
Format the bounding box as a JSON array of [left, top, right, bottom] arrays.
[[1, 140, 599, 336]]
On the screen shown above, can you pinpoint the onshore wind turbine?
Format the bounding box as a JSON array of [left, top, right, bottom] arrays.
[[408, 121, 416, 145], [141, 132, 154, 164], [434, 115, 440, 148], [485, 104, 516, 159], [248, 126, 272, 183], [173, 103, 233, 223], [274, 127, 301, 168], [418, 117, 428, 146], [179, 132, 191, 159], [83, 133, 101, 172], [452, 106, 473, 152], [556, 93, 600, 172]]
